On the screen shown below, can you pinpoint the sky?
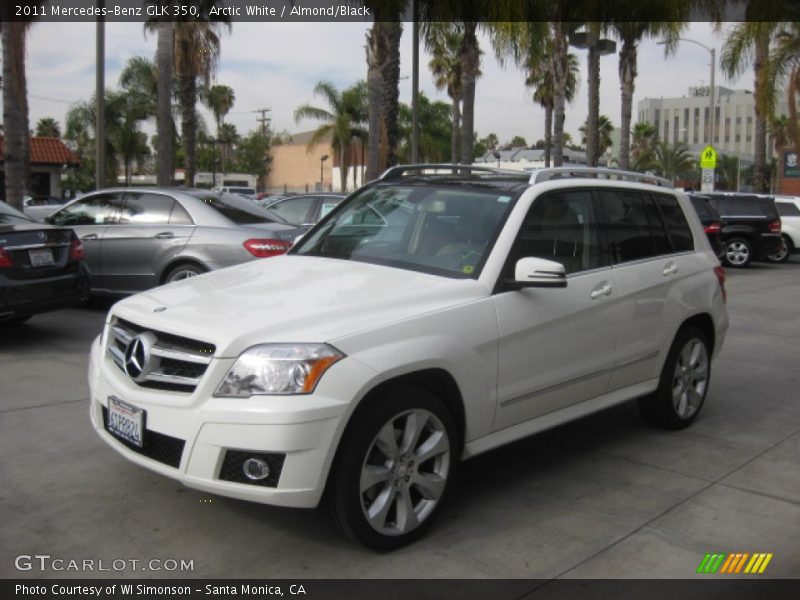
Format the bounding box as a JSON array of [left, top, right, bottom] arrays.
[[19, 20, 755, 149]]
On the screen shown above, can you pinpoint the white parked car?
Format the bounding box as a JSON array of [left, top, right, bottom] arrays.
[[89, 166, 729, 549], [768, 195, 800, 262]]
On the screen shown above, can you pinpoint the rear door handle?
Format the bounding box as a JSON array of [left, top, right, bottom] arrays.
[[590, 283, 612, 300], [80, 233, 98, 240], [153, 232, 175, 239], [662, 263, 678, 276]]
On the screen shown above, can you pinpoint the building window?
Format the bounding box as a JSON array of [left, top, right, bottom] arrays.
[[674, 115, 680, 145], [714, 107, 720, 144], [693, 108, 700, 144], [724, 117, 731, 144]]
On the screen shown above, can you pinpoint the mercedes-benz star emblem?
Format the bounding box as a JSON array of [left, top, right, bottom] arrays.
[[123, 334, 156, 381]]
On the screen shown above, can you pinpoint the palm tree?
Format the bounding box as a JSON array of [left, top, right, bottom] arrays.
[[763, 23, 800, 163], [721, 20, 782, 193], [630, 121, 658, 171], [716, 154, 741, 191], [295, 81, 367, 193], [652, 141, 696, 182], [119, 56, 158, 117], [397, 92, 452, 163], [610, 10, 688, 170], [35, 117, 61, 138], [580, 115, 615, 160], [155, 17, 174, 186], [205, 84, 236, 171], [425, 22, 464, 163]]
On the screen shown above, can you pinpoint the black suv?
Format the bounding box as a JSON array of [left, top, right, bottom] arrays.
[[690, 193, 782, 267]]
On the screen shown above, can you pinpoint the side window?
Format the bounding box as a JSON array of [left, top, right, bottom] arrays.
[[169, 201, 194, 225], [49, 193, 123, 226], [508, 190, 600, 275], [777, 202, 800, 217], [654, 193, 694, 252], [319, 199, 342, 219], [270, 197, 317, 224], [119, 193, 174, 225], [598, 190, 670, 263]]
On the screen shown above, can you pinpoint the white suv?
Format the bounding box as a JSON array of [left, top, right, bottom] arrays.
[[769, 195, 800, 262], [89, 166, 729, 549]]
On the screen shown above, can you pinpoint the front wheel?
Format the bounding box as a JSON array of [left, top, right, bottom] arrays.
[[639, 327, 711, 430], [326, 386, 457, 550], [724, 237, 753, 267], [766, 234, 793, 263]]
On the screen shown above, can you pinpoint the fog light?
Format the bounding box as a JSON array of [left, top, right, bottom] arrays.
[[243, 457, 271, 481]]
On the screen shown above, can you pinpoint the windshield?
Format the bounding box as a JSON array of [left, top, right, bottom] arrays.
[[292, 184, 515, 278], [187, 191, 287, 224], [0, 201, 34, 224]]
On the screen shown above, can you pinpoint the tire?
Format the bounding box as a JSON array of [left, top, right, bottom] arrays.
[[639, 327, 711, 430], [723, 237, 753, 268], [163, 263, 207, 283], [326, 386, 458, 551], [766, 234, 792, 264]]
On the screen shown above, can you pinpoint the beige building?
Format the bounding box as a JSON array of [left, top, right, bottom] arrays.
[[267, 131, 365, 194]]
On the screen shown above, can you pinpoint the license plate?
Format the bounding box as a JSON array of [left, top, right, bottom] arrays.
[[107, 396, 145, 448], [29, 248, 54, 267]]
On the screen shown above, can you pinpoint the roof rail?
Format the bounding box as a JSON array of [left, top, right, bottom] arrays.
[[528, 167, 674, 188], [378, 164, 529, 181]]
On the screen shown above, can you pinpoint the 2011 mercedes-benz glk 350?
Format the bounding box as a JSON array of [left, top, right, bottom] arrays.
[[89, 166, 729, 550]]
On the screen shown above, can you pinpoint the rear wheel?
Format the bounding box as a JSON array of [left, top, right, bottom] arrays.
[[326, 386, 457, 550], [766, 234, 793, 263], [639, 327, 711, 430], [164, 263, 207, 283], [723, 237, 752, 267]]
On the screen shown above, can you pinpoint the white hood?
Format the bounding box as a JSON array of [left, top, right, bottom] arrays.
[[111, 255, 489, 357]]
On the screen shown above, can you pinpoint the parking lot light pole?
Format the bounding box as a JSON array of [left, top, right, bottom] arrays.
[[320, 154, 329, 191]]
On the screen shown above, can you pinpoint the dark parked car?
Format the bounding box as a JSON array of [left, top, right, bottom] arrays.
[[46, 188, 305, 295], [0, 200, 90, 325], [258, 193, 346, 226], [689, 195, 724, 256], [690, 192, 782, 267]]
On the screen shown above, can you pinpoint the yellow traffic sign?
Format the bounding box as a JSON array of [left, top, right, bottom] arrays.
[[700, 145, 717, 169]]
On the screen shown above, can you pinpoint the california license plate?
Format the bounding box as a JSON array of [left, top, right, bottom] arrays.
[[29, 248, 54, 267], [107, 396, 145, 448]]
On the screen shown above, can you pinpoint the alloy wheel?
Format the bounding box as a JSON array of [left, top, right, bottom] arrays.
[[672, 338, 709, 420]]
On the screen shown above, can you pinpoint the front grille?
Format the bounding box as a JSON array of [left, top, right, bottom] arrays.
[[102, 406, 185, 468], [107, 317, 216, 393], [219, 450, 286, 488]]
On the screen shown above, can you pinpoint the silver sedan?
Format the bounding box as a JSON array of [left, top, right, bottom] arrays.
[[46, 188, 304, 294]]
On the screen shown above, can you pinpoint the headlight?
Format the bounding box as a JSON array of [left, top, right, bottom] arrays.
[[215, 343, 345, 397]]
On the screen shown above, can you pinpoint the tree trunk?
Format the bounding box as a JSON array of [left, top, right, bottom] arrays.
[[618, 38, 637, 171], [752, 34, 768, 193], [451, 97, 461, 163], [339, 144, 347, 193], [20, 27, 31, 195], [551, 24, 568, 167], [459, 22, 479, 165], [179, 73, 197, 187], [544, 105, 553, 167], [381, 21, 403, 168], [788, 67, 800, 168], [2, 22, 25, 210], [586, 25, 600, 167], [365, 24, 385, 180], [156, 20, 174, 186]]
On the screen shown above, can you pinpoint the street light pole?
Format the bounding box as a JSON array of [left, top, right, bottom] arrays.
[[320, 154, 329, 191]]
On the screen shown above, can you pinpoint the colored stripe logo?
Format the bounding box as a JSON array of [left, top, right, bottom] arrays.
[[697, 552, 773, 574]]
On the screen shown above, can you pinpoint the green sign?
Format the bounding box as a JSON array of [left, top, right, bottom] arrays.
[[784, 150, 800, 178], [700, 145, 717, 169]]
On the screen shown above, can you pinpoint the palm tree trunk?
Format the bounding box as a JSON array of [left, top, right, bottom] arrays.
[[179, 73, 197, 187], [459, 22, 479, 165], [365, 24, 384, 180], [2, 22, 26, 209], [156, 21, 174, 186], [551, 25, 568, 167], [382, 22, 403, 168], [753, 35, 768, 193], [20, 26, 31, 195], [788, 67, 800, 167], [586, 25, 600, 167], [339, 144, 347, 193], [618, 39, 636, 171], [451, 97, 461, 163], [544, 105, 553, 167]]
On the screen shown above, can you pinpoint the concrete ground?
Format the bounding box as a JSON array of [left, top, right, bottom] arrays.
[[1, 258, 799, 580]]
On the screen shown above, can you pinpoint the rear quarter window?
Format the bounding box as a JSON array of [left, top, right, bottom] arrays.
[[654, 194, 694, 252], [776, 201, 800, 217]]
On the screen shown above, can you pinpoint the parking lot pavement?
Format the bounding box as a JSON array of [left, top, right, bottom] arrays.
[[1, 259, 799, 580]]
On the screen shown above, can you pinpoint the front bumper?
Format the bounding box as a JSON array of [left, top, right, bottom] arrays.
[[88, 335, 377, 508]]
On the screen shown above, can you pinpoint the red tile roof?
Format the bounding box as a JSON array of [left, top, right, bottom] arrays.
[[0, 136, 80, 165]]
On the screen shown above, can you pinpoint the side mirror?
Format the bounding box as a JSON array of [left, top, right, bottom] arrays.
[[508, 257, 567, 289]]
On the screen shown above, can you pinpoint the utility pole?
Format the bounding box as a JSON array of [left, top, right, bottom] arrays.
[[96, 3, 106, 189], [253, 108, 271, 136]]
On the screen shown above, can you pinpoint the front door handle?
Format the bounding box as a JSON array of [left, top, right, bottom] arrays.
[[590, 283, 612, 300], [662, 262, 678, 276], [81, 233, 98, 240], [153, 232, 175, 239]]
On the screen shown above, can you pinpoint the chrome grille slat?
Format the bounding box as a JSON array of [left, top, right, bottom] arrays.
[[106, 317, 216, 393]]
